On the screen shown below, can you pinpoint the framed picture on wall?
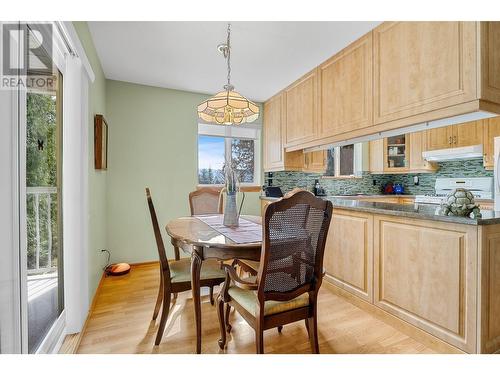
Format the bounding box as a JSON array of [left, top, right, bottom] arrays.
[[94, 114, 108, 170]]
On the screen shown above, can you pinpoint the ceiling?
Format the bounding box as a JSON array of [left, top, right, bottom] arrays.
[[88, 21, 381, 102]]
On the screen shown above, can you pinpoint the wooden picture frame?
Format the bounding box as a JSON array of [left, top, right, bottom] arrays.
[[94, 114, 108, 170]]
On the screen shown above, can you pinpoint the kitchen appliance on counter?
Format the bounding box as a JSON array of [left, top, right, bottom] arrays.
[[313, 179, 327, 196], [415, 177, 493, 205], [264, 186, 283, 198]]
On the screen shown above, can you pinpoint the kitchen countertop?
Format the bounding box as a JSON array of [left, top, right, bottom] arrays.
[[260, 194, 498, 225], [329, 198, 500, 226], [259, 194, 414, 201]]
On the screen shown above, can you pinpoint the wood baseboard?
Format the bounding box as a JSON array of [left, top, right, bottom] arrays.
[[59, 270, 107, 354], [322, 280, 465, 354]]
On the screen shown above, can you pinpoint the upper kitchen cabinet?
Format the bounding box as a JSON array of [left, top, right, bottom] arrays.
[[384, 134, 409, 172], [425, 126, 454, 151], [303, 150, 327, 173], [369, 131, 437, 174], [319, 32, 373, 138], [373, 22, 477, 126], [483, 116, 500, 169], [426, 120, 484, 151], [453, 120, 483, 147], [263, 93, 303, 172], [408, 131, 438, 172], [284, 69, 319, 149]]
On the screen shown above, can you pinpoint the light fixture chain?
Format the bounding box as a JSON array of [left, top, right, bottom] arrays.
[[226, 23, 231, 89]]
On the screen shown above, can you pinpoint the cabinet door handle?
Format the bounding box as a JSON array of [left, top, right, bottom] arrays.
[[448, 136, 452, 145], [453, 135, 457, 144]]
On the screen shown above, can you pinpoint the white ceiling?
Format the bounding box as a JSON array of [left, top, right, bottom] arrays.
[[88, 21, 381, 102]]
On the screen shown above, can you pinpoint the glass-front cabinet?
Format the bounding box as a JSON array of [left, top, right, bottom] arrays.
[[384, 134, 409, 172]]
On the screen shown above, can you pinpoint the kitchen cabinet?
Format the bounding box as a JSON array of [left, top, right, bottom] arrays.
[[384, 134, 409, 172], [408, 131, 438, 172], [369, 139, 384, 174], [373, 22, 477, 125], [262, 93, 303, 172], [263, 22, 500, 154], [483, 116, 500, 169], [426, 120, 484, 151], [425, 126, 454, 151], [373, 215, 478, 353], [284, 69, 319, 148], [370, 131, 437, 174], [324, 210, 373, 302], [260, 199, 272, 216], [303, 150, 327, 173], [318, 32, 372, 138], [325, 208, 500, 353]]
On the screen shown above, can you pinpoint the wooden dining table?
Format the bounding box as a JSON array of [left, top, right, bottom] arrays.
[[165, 214, 262, 354]]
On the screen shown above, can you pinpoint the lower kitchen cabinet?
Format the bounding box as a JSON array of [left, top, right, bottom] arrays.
[[373, 215, 477, 353], [324, 208, 500, 353], [324, 210, 373, 302]]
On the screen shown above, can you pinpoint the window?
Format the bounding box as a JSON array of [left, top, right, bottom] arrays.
[[197, 123, 260, 185], [325, 143, 362, 178]]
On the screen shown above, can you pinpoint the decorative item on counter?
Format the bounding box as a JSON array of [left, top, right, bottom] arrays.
[[383, 182, 394, 194], [221, 165, 245, 227], [393, 183, 404, 195], [439, 188, 481, 218]]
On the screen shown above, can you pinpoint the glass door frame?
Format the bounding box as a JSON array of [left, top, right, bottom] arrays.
[[18, 22, 69, 354]]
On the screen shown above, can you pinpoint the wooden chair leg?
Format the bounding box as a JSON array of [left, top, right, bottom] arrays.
[[209, 285, 215, 306], [255, 326, 264, 354], [307, 314, 319, 354], [277, 325, 283, 333], [152, 271, 164, 320], [225, 304, 232, 333], [154, 290, 171, 346], [217, 296, 226, 349]]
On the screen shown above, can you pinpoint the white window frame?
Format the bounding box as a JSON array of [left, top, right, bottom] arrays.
[[197, 123, 261, 187], [330, 143, 363, 178]]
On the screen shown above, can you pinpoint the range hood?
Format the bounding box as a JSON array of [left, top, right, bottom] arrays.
[[422, 144, 484, 162]]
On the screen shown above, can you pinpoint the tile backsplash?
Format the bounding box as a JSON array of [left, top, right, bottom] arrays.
[[265, 158, 493, 196]]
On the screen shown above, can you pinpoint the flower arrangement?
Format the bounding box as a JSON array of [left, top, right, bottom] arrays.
[[224, 164, 238, 195]]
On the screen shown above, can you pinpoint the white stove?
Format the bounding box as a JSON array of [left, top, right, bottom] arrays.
[[414, 177, 493, 205]]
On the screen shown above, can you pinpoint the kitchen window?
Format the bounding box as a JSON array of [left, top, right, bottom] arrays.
[[325, 143, 363, 178], [197, 123, 261, 186]]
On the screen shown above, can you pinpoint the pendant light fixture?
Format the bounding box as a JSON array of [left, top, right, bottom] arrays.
[[198, 23, 259, 125]]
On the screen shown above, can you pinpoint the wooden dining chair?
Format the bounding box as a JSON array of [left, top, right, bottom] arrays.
[[145, 188, 226, 345], [189, 187, 223, 216], [216, 190, 333, 354]]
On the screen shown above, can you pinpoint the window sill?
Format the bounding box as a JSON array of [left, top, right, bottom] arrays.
[[196, 184, 261, 193], [321, 175, 363, 180]]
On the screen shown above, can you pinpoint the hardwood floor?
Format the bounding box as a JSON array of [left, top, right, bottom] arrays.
[[76, 263, 438, 354]]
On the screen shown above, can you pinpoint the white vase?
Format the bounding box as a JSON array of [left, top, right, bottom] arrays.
[[223, 192, 239, 227]]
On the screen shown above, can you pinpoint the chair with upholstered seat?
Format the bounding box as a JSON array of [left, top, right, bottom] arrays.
[[189, 187, 223, 216], [146, 188, 226, 345], [216, 190, 333, 354]]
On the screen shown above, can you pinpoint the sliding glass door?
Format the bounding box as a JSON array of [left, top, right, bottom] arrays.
[[24, 25, 64, 353]]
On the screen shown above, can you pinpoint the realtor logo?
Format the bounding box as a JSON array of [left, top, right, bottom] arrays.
[[1, 22, 55, 90]]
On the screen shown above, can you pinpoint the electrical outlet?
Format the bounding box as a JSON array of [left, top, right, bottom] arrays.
[[413, 176, 419, 186]]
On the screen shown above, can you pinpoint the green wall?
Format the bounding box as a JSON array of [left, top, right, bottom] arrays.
[[73, 22, 108, 303], [105, 80, 261, 263]]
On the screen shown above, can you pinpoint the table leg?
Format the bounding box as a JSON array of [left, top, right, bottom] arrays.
[[191, 246, 203, 354]]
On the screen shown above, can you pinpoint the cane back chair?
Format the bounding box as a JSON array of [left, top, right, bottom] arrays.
[[217, 190, 333, 353]]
